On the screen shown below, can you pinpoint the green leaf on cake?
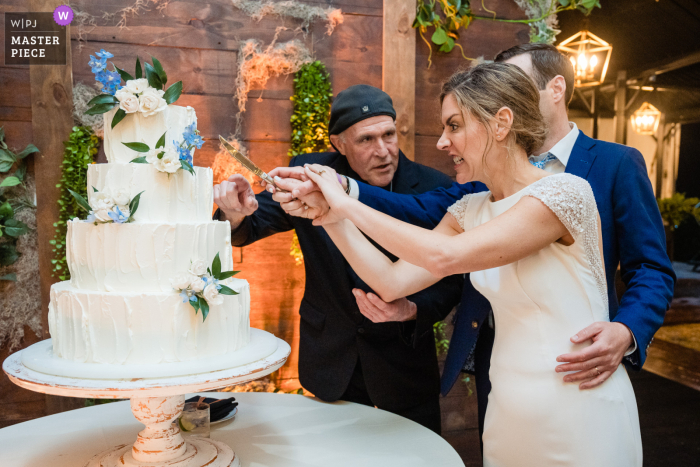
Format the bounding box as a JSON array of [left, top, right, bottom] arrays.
[[151, 56, 167, 86], [129, 191, 145, 217], [122, 142, 150, 153], [212, 252, 222, 278], [163, 81, 183, 105], [199, 296, 210, 321], [218, 284, 238, 296], [215, 270, 239, 280], [144, 62, 163, 90], [156, 131, 167, 149], [111, 109, 127, 129], [68, 188, 92, 213], [114, 65, 134, 83], [135, 57, 143, 79], [191, 297, 201, 315], [86, 103, 117, 115], [92, 186, 98, 192], [130, 156, 148, 164], [180, 160, 195, 176], [87, 94, 119, 106]]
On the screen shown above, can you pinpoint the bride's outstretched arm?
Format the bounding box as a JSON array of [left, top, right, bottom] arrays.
[[302, 164, 570, 281]]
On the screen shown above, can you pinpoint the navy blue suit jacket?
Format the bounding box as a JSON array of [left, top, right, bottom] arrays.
[[357, 132, 676, 395]]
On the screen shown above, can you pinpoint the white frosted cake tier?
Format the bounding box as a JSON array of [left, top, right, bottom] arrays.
[[103, 104, 197, 164], [87, 163, 214, 223], [67, 220, 233, 292], [47, 279, 250, 365]]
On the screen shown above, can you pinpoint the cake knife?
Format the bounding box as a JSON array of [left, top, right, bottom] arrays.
[[218, 136, 284, 191]]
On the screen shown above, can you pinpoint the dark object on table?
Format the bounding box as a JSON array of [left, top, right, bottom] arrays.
[[185, 396, 238, 422]]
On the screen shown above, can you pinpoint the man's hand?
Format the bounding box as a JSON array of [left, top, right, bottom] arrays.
[[353, 289, 417, 322], [213, 174, 258, 229], [555, 322, 634, 390]]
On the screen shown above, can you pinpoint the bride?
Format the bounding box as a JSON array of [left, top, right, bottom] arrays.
[[282, 63, 642, 466]]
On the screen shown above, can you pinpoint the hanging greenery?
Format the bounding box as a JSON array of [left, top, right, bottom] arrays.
[[287, 61, 333, 265], [50, 126, 100, 280], [413, 0, 602, 67], [658, 193, 700, 232]]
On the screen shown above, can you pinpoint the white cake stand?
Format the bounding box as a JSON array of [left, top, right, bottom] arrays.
[[2, 334, 291, 467]]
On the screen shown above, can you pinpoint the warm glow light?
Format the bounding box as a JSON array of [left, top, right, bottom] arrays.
[[556, 30, 612, 87], [631, 102, 661, 136]]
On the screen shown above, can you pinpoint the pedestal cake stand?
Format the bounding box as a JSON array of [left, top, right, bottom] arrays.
[[2, 330, 291, 467]]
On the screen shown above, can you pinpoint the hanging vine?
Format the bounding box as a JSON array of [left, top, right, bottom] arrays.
[[49, 126, 100, 280], [287, 61, 333, 265], [413, 0, 602, 67]]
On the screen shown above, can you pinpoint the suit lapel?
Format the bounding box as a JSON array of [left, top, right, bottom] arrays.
[[565, 132, 598, 180], [392, 151, 420, 194]]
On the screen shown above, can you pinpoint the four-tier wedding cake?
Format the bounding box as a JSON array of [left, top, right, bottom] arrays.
[[47, 52, 251, 367]]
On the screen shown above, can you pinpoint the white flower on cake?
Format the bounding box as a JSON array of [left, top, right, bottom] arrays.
[[153, 147, 181, 174], [90, 191, 115, 211], [172, 253, 240, 321], [124, 78, 149, 94], [138, 87, 168, 117], [112, 188, 131, 206], [115, 88, 140, 114], [203, 283, 224, 306], [189, 260, 208, 276], [190, 277, 206, 293], [69, 187, 144, 225]]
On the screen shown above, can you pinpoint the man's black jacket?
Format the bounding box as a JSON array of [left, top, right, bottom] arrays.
[[218, 151, 463, 411]]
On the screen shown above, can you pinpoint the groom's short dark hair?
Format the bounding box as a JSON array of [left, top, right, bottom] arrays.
[[495, 43, 575, 108]]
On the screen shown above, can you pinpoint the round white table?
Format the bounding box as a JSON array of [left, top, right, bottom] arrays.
[[0, 392, 465, 467]]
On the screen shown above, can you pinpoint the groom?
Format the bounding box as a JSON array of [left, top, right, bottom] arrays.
[[273, 44, 676, 440]]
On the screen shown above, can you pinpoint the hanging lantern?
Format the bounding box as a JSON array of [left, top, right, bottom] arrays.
[[631, 102, 661, 136], [556, 30, 612, 87]]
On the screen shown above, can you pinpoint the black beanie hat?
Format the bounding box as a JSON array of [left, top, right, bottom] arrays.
[[328, 85, 396, 136]]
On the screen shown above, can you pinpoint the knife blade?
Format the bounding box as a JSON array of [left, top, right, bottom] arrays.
[[218, 136, 281, 190]]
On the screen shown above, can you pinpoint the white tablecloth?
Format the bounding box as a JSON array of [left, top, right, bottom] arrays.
[[0, 392, 465, 467]]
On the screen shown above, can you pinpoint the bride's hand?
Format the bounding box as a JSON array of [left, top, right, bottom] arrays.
[[302, 164, 352, 218]]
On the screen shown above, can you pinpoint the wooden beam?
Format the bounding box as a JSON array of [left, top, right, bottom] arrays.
[[631, 49, 700, 79], [383, 0, 415, 160], [28, 1, 72, 331], [614, 70, 627, 144]]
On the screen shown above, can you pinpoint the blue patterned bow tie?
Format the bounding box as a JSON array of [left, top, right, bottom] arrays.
[[529, 152, 558, 169]]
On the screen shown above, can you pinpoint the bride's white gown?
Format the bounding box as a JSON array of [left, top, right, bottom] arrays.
[[448, 173, 642, 467]]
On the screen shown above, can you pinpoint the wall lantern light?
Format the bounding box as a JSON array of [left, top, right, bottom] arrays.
[[556, 30, 612, 87], [631, 102, 662, 136]]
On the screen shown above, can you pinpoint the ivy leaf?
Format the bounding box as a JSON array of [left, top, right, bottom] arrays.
[[129, 190, 145, 217], [0, 201, 13, 218], [0, 159, 13, 173], [163, 81, 183, 105], [111, 109, 127, 129], [85, 103, 117, 115], [199, 297, 210, 321], [68, 188, 92, 213], [16, 144, 39, 160], [14, 164, 27, 182], [156, 131, 167, 149], [151, 56, 167, 86], [215, 270, 239, 280], [87, 94, 119, 106], [130, 156, 148, 164], [558, 0, 571, 5], [439, 36, 455, 53], [0, 176, 21, 187], [114, 65, 134, 83], [4, 218, 29, 237], [0, 273, 17, 281], [144, 62, 163, 90], [0, 243, 20, 266], [432, 28, 449, 46], [212, 252, 221, 279], [218, 284, 238, 296], [0, 148, 16, 164], [135, 56, 143, 79], [122, 142, 151, 153]]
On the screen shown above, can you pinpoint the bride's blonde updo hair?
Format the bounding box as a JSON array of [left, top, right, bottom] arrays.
[[440, 62, 547, 158]]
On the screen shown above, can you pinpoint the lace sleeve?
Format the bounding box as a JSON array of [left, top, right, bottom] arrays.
[[523, 173, 608, 308], [447, 194, 472, 231]]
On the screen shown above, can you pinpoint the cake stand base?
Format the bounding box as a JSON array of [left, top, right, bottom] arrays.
[[3, 335, 291, 467]]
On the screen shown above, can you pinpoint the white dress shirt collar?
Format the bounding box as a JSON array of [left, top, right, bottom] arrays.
[[537, 122, 579, 167]]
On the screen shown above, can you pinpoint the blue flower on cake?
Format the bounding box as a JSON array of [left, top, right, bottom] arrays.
[[170, 254, 240, 321]]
